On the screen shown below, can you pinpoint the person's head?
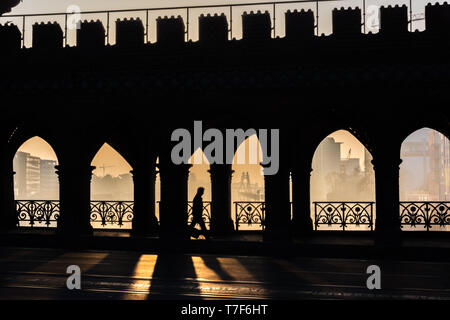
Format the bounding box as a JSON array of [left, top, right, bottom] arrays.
[[197, 187, 205, 196]]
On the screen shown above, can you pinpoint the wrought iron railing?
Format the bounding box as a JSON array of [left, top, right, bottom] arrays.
[[1, 0, 426, 48], [14, 200, 450, 232], [234, 201, 265, 231], [399, 202, 450, 231], [90, 201, 134, 229], [16, 200, 60, 228], [314, 202, 374, 231], [187, 201, 212, 229], [156, 200, 211, 226]]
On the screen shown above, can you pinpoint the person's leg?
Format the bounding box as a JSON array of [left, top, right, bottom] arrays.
[[199, 219, 210, 239], [189, 217, 199, 238]]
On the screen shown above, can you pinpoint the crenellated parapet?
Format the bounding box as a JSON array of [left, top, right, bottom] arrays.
[[332, 7, 361, 37], [285, 9, 315, 40], [157, 15, 185, 46], [425, 2, 450, 34], [242, 10, 272, 41], [379, 5, 409, 35], [77, 20, 105, 49], [199, 13, 228, 44], [0, 23, 20, 51], [32, 22, 63, 50], [2, 2, 450, 50], [116, 18, 145, 47]]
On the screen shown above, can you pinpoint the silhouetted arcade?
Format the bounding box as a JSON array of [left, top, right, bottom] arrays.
[[0, 0, 449, 248]]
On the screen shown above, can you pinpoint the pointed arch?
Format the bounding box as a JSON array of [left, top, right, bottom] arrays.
[[13, 136, 59, 200], [13, 136, 60, 228], [90, 142, 134, 230], [187, 148, 212, 233], [400, 127, 449, 202], [231, 134, 265, 231], [90, 142, 133, 201], [188, 148, 212, 201], [310, 130, 375, 231]]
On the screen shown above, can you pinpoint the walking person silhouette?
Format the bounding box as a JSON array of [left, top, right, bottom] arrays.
[[189, 187, 210, 240]]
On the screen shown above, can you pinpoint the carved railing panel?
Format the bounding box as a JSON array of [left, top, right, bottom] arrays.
[[234, 201, 265, 231], [400, 202, 450, 231], [15, 200, 449, 232], [187, 201, 211, 229], [314, 202, 374, 231], [90, 201, 134, 229], [16, 200, 60, 228]]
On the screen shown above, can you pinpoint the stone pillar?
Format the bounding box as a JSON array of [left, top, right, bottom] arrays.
[[291, 164, 314, 236], [209, 164, 234, 235], [0, 155, 17, 231], [158, 162, 191, 241], [131, 165, 159, 236], [56, 163, 94, 236], [373, 155, 402, 246], [263, 165, 291, 241]]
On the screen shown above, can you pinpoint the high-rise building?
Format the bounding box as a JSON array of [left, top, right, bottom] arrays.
[[428, 130, 450, 201], [311, 137, 342, 201], [13, 151, 59, 199], [400, 128, 449, 201], [13, 151, 40, 199], [13, 151, 28, 198], [40, 159, 58, 199]]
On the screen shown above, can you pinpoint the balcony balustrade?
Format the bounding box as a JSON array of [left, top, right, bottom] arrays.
[[400, 202, 450, 231], [313, 202, 375, 231], [13, 200, 450, 232]]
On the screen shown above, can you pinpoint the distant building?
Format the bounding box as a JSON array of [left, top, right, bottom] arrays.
[[311, 136, 375, 202], [91, 173, 134, 201], [13, 151, 41, 199], [311, 137, 342, 201], [313, 137, 341, 178], [400, 129, 449, 201], [340, 158, 360, 175], [13, 151, 58, 199], [13, 151, 28, 198], [232, 172, 264, 201], [40, 160, 58, 199]]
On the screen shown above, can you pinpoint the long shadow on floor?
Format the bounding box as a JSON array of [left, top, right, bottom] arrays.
[[0, 246, 64, 276], [200, 256, 234, 281], [148, 253, 200, 299]]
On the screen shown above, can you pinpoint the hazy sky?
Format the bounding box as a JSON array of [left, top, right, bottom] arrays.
[[18, 136, 58, 162]]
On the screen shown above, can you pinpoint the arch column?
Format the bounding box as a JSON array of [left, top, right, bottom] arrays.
[[209, 164, 234, 236], [158, 161, 191, 241], [291, 161, 314, 236], [372, 155, 402, 246], [56, 163, 94, 236], [0, 153, 17, 231], [131, 164, 159, 236], [263, 165, 291, 241]]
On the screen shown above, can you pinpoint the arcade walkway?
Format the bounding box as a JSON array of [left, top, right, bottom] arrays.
[[0, 247, 449, 300]]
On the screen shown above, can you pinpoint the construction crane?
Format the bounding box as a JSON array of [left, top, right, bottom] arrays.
[[98, 164, 114, 176]]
